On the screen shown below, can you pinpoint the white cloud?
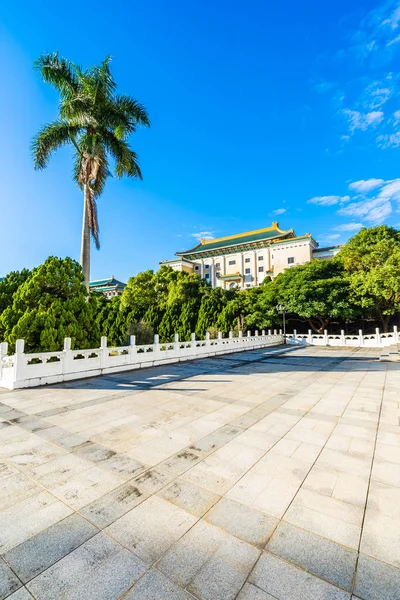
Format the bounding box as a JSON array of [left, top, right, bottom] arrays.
[[189, 231, 215, 241], [341, 109, 384, 133], [394, 110, 400, 120], [334, 222, 364, 231], [377, 131, 400, 147], [271, 208, 286, 215], [348, 178, 384, 193], [338, 197, 392, 223], [361, 82, 393, 110], [378, 178, 400, 201], [307, 195, 349, 206]]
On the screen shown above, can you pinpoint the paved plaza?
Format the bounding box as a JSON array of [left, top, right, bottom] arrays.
[[0, 345, 399, 600]]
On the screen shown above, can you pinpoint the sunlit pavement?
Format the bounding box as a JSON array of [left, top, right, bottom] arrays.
[[0, 345, 399, 600]]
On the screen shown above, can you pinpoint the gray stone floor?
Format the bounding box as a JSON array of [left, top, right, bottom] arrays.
[[0, 345, 399, 600]]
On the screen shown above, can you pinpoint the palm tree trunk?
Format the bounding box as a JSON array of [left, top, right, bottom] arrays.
[[80, 185, 90, 290]]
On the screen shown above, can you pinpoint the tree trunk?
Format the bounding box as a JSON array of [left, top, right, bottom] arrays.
[[381, 314, 390, 333], [80, 185, 90, 291]]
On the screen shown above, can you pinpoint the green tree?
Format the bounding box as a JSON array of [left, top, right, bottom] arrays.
[[0, 269, 31, 315], [195, 287, 233, 338], [95, 295, 129, 346], [339, 225, 400, 331], [32, 53, 150, 289], [0, 257, 98, 352], [158, 273, 206, 341], [271, 259, 356, 333]]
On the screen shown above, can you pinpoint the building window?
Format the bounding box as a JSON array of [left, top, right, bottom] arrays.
[[271, 254, 274, 259], [246, 284, 251, 288], [258, 266, 264, 272], [215, 262, 220, 268], [205, 264, 210, 269], [288, 257, 295, 264], [245, 268, 251, 274], [245, 257, 250, 263], [205, 273, 210, 279], [216, 272, 221, 278], [195, 266, 199, 270], [228, 260, 236, 265], [258, 256, 264, 261]]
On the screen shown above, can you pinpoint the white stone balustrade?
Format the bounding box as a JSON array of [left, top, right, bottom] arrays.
[[0, 331, 284, 390], [285, 326, 399, 348]]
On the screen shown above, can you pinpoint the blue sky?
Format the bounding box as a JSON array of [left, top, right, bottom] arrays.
[[1, 0, 400, 282]]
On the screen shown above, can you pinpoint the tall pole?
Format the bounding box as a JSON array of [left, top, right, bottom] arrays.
[[283, 309, 286, 336]]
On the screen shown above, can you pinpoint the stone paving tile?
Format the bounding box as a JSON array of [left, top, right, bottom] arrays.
[[105, 495, 197, 563], [6, 589, 34, 600], [0, 473, 42, 511], [354, 553, 400, 600], [158, 478, 220, 517], [236, 583, 278, 599], [4, 513, 99, 583], [157, 519, 260, 600], [250, 552, 351, 600], [267, 521, 357, 591], [205, 497, 278, 547], [284, 488, 363, 549], [0, 491, 73, 553], [26, 532, 143, 600], [124, 569, 195, 600], [48, 466, 123, 509], [0, 556, 22, 599], [63, 548, 148, 599], [80, 480, 148, 528]]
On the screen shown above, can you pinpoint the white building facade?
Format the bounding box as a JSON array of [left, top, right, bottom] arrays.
[[160, 222, 338, 290]]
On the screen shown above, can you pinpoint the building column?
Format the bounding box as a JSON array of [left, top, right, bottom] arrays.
[[253, 249, 258, 286]]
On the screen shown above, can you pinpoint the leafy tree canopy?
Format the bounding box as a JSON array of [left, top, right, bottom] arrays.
[[338, 225, 400, 330], [0, 269, 31, 315], [0, 257, 98, 352], [270, 259, 357, 333]]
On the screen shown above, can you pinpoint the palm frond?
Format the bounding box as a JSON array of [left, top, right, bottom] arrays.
[[34, 52, 79, 98], [101, 130, 143, 179], [114, 95, 150, 127], [32, 120, 81, 169]]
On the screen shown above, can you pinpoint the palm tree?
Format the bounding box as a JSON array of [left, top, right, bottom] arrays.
[[32, 53, 150, 289]]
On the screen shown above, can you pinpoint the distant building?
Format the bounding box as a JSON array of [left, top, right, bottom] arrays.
[[160, 222, 343, 289], [89, 276, 126, 298]]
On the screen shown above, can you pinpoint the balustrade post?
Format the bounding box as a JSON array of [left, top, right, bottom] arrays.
[[0, 342, 8, 381], [293, 329, 297, 341], [308, 329, 313, 344], [324, 330, 329, 346], [247, 330, 251, 338], [262, 330, 265, 336], [255, 330, 259, 337], [205, 332, 210, 348], [14, 339, 26, 384], [279, 329, 282, 336], [63, 337, 72, 374], [340, 330, 346, 346], [190, 332, 196, 349], [173, 333, 179, 355], [153, 334, 160, 359], [394, 325, 399, 344], [268, 329, 271, 335], [229, 331, 233, 339], [375, 328, 381, 347], [100, 336, 108, 369], [273, 329, 277, 336], [359, 329, 364, 347], [129, 335, 137, 364]]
